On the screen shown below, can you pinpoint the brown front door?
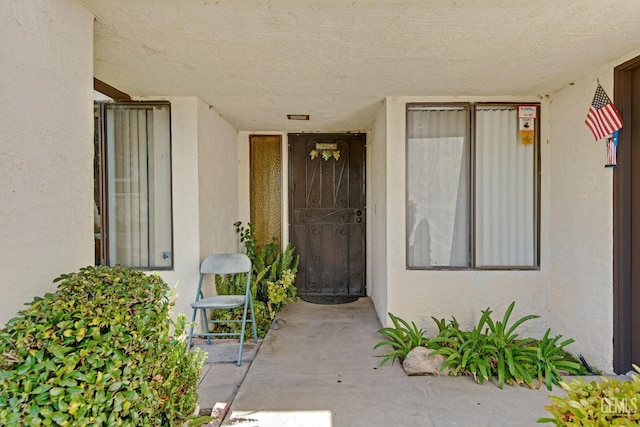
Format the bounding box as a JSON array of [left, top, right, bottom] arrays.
[[614, 57, 640, 373], [289, 133, 366, 296]]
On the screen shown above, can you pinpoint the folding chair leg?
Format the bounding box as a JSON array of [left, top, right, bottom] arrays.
[[238, 296, 255, 366], [201, 308, 212, 345]]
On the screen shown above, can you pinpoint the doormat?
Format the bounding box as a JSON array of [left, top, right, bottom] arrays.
[[300, 295, 360, 305]]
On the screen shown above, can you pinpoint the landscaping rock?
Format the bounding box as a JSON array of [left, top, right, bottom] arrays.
[[402, 347, 451, 376]]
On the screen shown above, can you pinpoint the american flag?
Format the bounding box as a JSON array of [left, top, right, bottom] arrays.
[[585, 84, 623, 141]]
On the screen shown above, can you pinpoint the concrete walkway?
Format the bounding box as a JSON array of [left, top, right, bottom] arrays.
[[194, 338, 260, 422], [207, 297, 563, 427]]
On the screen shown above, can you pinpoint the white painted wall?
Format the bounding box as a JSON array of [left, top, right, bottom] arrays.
[[548, 75, 613, 373], [197, 100, 240, 258], [194, 100, 241, 319], [369, 101, 388, 320], [548, 47, 640, 373], [382, 96, 552, 343], [0, 0, 94, 326]]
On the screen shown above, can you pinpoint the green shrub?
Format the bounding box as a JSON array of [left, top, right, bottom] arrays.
[[538, 366, 640, 425], [0, 266, 206, 426]]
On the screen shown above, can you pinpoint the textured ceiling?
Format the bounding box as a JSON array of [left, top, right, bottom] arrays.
[[82, 0, 640, 132]]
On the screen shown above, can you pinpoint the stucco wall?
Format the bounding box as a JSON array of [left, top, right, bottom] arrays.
[[0, 0, 94, 325], [382, 96, 551, 342], [369, 101, 388, 320], [197, 99, 240, 258], [548, 48, 640, 373], [548, 75, 613, 373]]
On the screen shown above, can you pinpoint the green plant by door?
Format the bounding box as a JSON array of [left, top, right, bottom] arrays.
[[211, 222, 299, 338]]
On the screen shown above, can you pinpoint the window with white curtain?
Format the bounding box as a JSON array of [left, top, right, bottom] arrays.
[[406, 103, 539, 269], [96, 102, 173, 269]]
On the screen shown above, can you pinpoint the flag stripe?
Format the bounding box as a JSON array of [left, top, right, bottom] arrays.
[[603, 105, 623, 128], [599, 107, 617, 130], [597, 112, 614, 134], [586, 108, 606, 140], [585, 84, 623, 141]]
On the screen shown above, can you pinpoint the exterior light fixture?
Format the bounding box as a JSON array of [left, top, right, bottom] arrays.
[[287, 114, 310, 120]]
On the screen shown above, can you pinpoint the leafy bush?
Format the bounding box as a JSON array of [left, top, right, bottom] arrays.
[[538, 366, 640, 425], [0, 266, 206, 426], [374, 302, 588, 390]]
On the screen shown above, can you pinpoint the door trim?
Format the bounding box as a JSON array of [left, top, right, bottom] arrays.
[[613, 55, 640, 373]]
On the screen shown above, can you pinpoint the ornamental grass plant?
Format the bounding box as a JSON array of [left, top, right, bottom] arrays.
[[375, 302, 589, 390]]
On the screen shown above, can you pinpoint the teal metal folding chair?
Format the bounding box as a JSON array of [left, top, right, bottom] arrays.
[[187, 253, 258, 366]]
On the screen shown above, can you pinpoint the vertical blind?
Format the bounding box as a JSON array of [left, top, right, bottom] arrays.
[[475, 107, 535, 267], [105, 104, 172, 268]]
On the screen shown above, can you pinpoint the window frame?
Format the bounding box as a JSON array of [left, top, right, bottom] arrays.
[[405, 102, 541, 271], [94, 100, 175, 270]]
